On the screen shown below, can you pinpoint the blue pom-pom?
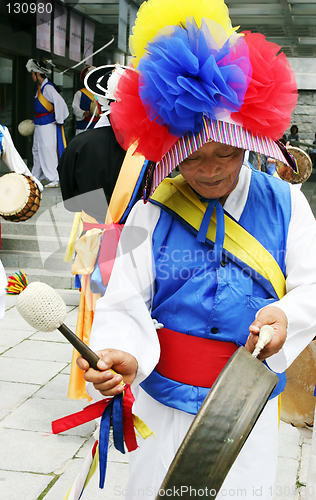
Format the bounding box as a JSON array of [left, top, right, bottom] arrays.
[[138, 18, 252, 137]]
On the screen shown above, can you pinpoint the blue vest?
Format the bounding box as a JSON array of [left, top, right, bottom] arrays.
[[33, 82, 56, 126], [0, 127, 3, 158], [141, 169, 291, 415], [76, 91, 97, 130]]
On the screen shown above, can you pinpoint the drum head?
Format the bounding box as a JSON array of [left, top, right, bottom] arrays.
[[0, 173, 30, 215], [18, 119, 35, 137], [281, 340, 316, 429]]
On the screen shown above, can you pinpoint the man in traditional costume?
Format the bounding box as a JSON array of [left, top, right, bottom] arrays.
[[58, 65, 148, 401], [77, 0, 316, 498], [72, 66, 99, 135], [26, 59, 69, 188]]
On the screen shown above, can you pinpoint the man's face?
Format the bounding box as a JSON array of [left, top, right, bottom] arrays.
[[31, 71, 37, 83], [178, 141, 245, 200]]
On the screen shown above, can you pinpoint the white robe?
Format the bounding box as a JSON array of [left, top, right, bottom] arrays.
[[88, 163, 316, 499], [32, 79, 69, 183]]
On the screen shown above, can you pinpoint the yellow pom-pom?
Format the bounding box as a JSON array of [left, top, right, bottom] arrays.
[[130, 0, 238, 68], [6, 270, 28, 295]]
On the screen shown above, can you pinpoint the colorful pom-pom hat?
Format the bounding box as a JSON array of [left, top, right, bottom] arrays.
[[110, 0, 298, 197]]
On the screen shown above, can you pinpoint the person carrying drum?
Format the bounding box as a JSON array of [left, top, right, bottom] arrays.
[[77, 0, 316, 498], [26, 59, 69, 188], [72, 65, 100, 135], [0, 123, 42, 191]]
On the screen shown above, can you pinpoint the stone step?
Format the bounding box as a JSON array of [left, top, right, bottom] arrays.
[[1, 219, 73, 237], [0, 250, 73, 272], [1, 234, 70, 252], [5, 267, 77, 289]]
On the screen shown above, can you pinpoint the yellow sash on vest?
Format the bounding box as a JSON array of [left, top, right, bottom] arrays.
[[151, 175, 286, 300], [38, 85, 54, 113], [80, 88, 95, 101]]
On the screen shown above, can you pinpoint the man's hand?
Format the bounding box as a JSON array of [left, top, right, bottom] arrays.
[[83, 110, 90, 118], [77, 349, 138, 397], [245, 306, 288, 361]]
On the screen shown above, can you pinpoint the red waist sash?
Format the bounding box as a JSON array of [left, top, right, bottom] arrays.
[[35, 111, 54, 118], [156, 328, 238, 388]]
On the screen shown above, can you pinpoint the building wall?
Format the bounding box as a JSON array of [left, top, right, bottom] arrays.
[[286, 90, 316, 144], [287, 58, 316, 144]]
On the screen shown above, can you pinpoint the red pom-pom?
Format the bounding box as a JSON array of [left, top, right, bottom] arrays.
[[110, 69, 178, 162], [232, 32, 298, 140]]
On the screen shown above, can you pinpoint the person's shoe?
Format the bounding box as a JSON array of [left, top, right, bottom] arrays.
[[45, 181, 60, 188]]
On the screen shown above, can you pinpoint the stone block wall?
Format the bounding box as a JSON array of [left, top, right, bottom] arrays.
[[287, 90, 316, 144]]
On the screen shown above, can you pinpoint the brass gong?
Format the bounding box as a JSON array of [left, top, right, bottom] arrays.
[[275, 146, 312, 184]]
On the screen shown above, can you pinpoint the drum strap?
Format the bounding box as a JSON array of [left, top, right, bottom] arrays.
[[150, 175, 286, 300]]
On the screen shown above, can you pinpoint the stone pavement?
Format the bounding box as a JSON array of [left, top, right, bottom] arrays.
[[0, 288, 313, 500], [0, 179, 316, 500], [0, 290, 129, 500]]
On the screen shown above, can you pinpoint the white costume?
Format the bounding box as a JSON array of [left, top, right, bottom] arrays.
[[72, 89, 99, 135], [88, 163, 316, 500], [32, 78, 69, 183], [0, 124, 42, 191]]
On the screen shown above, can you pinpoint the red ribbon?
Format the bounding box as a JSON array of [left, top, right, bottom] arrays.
[[52, 387, 137, 453], [122, 385, 138, 452], [52, 398, 111, 434]]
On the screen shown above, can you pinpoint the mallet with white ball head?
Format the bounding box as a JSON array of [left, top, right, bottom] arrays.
[[7, 272, 100, 370]]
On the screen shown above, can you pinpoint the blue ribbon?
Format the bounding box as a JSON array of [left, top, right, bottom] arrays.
[[197, 198, 225, 267], [112, 393, 125, 454], [98, 394, 126, 489], [99, 398, 114, 488]]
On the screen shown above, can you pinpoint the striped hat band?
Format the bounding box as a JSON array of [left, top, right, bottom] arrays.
[[151, 116, 291, 196]]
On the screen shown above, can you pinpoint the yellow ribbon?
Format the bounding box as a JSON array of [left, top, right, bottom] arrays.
[[64, 212, 82, 263]]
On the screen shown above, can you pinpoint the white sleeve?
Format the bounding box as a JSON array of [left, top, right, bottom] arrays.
[[72, 91, 85, 121], [43, 84, 69, 124], [1, 125, 32, 175], [87, 201, 161, 400], [267, 185, 316, 373]]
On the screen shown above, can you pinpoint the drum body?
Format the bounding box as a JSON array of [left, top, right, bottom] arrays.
[[280, 339, 316, 430], [0, 173, 42, 222]]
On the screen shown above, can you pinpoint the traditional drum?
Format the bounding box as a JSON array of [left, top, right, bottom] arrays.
[[18, 119, 35, 137], [0, 173, 41, 222], [280, 339, 316, 431], [275, 146, 312, 184]]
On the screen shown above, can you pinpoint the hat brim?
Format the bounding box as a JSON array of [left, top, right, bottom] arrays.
[[151, 117, 295, 195], [84, 65, 117, 98]]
